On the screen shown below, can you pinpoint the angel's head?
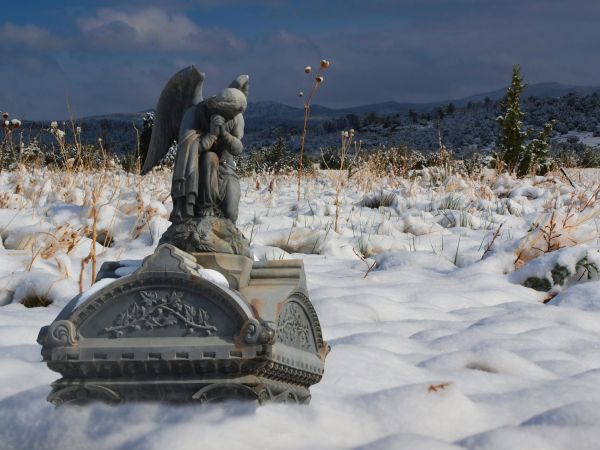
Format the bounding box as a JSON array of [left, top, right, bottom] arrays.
[[204, 75, 249, 121]]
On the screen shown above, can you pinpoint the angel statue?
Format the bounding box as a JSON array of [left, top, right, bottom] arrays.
[[142, 66, 251, 257]]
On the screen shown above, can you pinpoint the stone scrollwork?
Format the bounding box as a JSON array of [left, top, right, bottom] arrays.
[[105, 290, 217, 338], [243, 319, 261, 344], [48, 320, 78, 347], [276, 302, 314, 351], [243, 318, 275, 345]]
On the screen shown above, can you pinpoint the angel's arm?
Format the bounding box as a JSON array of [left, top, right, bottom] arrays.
[[201, 134, 218, 151], [179, 106, 219, 151], [220, 115, 244, 156], [201, 114, 224, 151]]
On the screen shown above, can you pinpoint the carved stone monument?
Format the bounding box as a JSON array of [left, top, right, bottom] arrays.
[[37, 67, 329, 405], [144, 66, 252, 257]]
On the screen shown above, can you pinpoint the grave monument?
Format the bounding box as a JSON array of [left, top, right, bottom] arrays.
[[37, 67, 329, 404]]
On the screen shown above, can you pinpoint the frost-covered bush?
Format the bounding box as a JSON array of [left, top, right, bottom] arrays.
[[157, 140, 178, 169], [461, 152, 490, 177], [320, 146, 344, 170], [238, 137, 313, 176], [580, 147, 600, 168], [139, 111, 154, 164], [20, 139, 45, 166], [0, 111, 21, 171], [357, 145, 425, 177], [359, 190, 397, 209], [514, 249, 600, 294], [45, 143, 107, 170]]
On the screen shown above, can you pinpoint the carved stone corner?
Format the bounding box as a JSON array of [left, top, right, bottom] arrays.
[[241, 318, 274, 345], [193, 252, 253, 290], [47, 320, 78, 347]]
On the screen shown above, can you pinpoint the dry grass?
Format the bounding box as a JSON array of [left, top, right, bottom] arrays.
[[2, 131, 600, 305], [322, 129, 360, 232], [20, 294, 53, 308], [514, 182, 600, 267]]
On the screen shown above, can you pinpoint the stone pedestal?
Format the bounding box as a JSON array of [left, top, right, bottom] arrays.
[[158, 217, 251, 258], [37, 245, 329, 405]]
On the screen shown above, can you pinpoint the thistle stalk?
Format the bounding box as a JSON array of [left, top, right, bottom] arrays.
[[297, 59, 330, 201]]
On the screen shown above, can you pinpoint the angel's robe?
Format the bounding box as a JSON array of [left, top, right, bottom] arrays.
[[170, 102, 244, 223]]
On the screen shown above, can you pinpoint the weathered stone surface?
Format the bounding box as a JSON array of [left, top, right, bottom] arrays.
[[193, 252, 253, 290], [158, 216, 251, 258]]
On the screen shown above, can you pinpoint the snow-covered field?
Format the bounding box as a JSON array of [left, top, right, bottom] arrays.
[[1, 166, 600, 450], [555, 131, 600, 148]]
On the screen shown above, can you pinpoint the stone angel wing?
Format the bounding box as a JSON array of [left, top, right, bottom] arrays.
[[141, 66, 205, 173]]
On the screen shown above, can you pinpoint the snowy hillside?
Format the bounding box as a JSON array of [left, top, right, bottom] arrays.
[[1, 167, 600, 449]]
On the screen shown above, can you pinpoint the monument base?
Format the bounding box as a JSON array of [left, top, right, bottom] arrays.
[[47, 375, 311, 405], [38, 245, 328, 405]]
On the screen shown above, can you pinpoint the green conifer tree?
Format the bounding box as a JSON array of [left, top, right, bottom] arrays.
[[497, 65, 529, 173], [516, 120, 556, 177], [497, 65, 555, 177]]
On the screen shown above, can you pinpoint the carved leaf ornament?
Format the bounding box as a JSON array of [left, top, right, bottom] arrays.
[[105, 290, 217, 338]]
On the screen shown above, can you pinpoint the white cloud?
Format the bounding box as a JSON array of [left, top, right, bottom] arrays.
[[77, 8, 247, 54], [267, 30, 319, 51], [0, 23, 63, 50]]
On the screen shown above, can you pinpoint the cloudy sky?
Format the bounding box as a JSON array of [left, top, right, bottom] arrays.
[[1, 0, 598, 119]]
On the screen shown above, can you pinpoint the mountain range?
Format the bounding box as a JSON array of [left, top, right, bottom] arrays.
[[18, 82, 600, 156]]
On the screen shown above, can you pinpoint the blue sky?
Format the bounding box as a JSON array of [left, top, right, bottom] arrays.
[[1, 0, 598, 119]]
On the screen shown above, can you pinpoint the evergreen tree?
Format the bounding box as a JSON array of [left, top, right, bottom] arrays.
[[516, 120, 555, 177], [497, 65, 529, 173], [484, 96, 491, 110], [346, 113, 361, 130], [408, 109, 418, 124], [435, 107, 446, 121], [497, 65, 555, 177]]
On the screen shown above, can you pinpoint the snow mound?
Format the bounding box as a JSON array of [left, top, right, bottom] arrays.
[[549, 281, 600, 311], [521, 401, 600, 426], [195, 268, 229, 288]]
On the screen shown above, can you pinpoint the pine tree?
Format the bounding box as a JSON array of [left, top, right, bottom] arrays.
[[516, 120, 555, 177], [497, 65, 529, 173], [497, 65, 555, 177]]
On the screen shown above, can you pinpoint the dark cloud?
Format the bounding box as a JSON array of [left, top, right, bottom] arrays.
[[0, 1, 599, 119]]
